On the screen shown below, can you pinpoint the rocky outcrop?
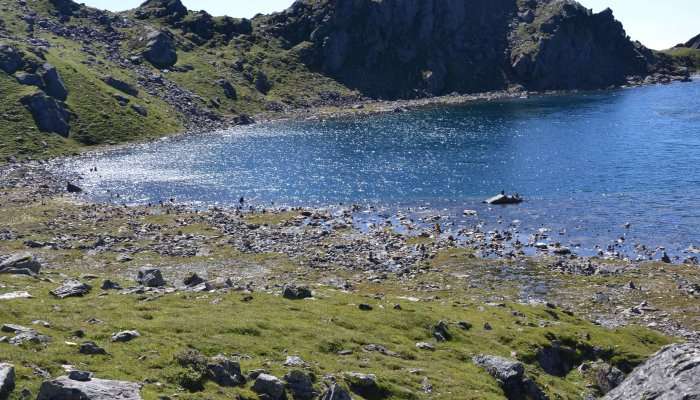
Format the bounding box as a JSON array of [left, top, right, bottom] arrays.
[[320, 384, 352, 400], [473, 355, 548, 400], [20, 92, 71, 136], [136, 267, 165, 287], [0, 363, 14, 399], [135, 0, 187, 22], [0, 253, 41, 275], [681, 34, 700, 50], [0, 43, 24, 74], [39, 64, 68, 101], [603, 343, 700, 400], [263, 0, 656, 98], [37, 375, 142, 400], [142, 30, 177, 69]]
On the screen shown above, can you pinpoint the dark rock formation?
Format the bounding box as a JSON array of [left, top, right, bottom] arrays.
[[50, 280, 92, 298], [0, 44, 24, 74], [142, 30, 177, 69], [263, 0, 656, 98], [217, 79, 237, 100], [135, 0, 187, 22], [285, 370, 316, 400], [0, 363, 14, 399], [681, 34, 700, 50], [136, 267, 165, 287], [283, 284, 313, 300], [0, 253, 41, 275], [320, 384, 352, 400], [206, 355, 246, 387], [473, 355, 548, 400], [20, 92, 71, 136], [37, 375, 142, 400], [252, 374, 286, 400], [102, 76, 139, 96], [39, 63, 68, 101], [603, 343, 700, 400]]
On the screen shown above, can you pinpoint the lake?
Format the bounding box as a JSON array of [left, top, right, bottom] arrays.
[[58, 80, 700, 260]]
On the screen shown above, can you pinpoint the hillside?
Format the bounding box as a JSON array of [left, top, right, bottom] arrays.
[[664, 34, 700, 71], [0, 0, 691, 161]]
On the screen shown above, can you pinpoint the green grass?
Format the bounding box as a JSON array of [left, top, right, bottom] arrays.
[[0, 275, 672, 400], [662, 47, 700, 70]]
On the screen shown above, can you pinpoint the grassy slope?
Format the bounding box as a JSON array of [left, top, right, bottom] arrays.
[[662, 47, 700, 70]]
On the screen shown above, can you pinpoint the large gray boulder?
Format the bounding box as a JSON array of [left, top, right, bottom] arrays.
[[50, 280, 92, 299], [0, 363, 15, 399], [39, 63, 68, 101], [20, 92, 71, 137], [252, 374, 286, 400], [285, 370, 315, 400], [473, 355, 548, 400], [0, 253, 41, 275], [136, 267, 165, 287], [603, 343, 700, 400], [206, 355, 245, 387], [0, 43, 23, 74], [142, 30, 177, 69], [37, 375, 142, 400]]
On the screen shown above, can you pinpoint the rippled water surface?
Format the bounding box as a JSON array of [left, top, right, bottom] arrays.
[[59, 81, 700, 257]]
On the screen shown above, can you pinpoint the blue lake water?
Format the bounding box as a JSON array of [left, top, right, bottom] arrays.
[[58, 80, 700, 260]]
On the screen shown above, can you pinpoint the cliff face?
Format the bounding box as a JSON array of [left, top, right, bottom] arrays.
[[263, 0, 654, 98]]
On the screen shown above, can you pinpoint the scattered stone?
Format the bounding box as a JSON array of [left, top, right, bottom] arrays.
[[136, 267, 165, 287], [1, 324, 31, 334], [483, 322, 493, 330], [0, 44, 24, 74], [50, 280, 92, 299], [0, 363, 15, 399], [252, 373, 286, 400], [79, 341, 107, 355], [0, 291, 33, 300], [284, 355, 306, 367], [457, 321, 472, 330], [473, 355, 548, 400], [206, 355, 245, 387], [8, 330, 51, 346], [0, 253, 41, 275], [217, 79, 237, 100], [111, 330, 140, 343], [37, 375, 142, 400], [15, 72, 43, 87], [130, 104, 148, 117], [536, 344, 576, 377], [285, 370, 315, 400], [283, 285, 312, 300], [603, 343, 700, 400]]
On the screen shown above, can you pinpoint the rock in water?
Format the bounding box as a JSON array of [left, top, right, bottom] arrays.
[[252, 374, 286, 400], [136, 267, 165, 287], [473, 355, 548, 400], [142, 30, 177, 69], [0, 253, 41, 275], [37, 375, 142, 400], [0, 363, 15, 399], [50, 280, 92, 299], [20, 92, 71, 137], [603, 343, 700, 400]]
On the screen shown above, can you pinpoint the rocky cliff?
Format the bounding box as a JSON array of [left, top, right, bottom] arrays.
[[681, 33, 700, 50], [261, 0, 659, 98]]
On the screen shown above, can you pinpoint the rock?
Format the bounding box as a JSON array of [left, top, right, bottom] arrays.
[[255, 71, 272, 94], [283, 285, 312, 300], [8, 330, 51, 346], [183, 273, 204, 287], [593, 363, 625, 394], [39, 63, 68, 101], [473, 355, 548, 400], [603, 343, 700, 400], [130, 104, 148, 117], [101, 280, 122, 290], [284, 370, 315, 400], [0, 291, 33, 300], [68, 371, 93, 382], [101, 76, 139, 97], [1, 324, 32, 333], [284, 356, 306, 367], [252, 373, 286, 400], [80, 341, 107, 355], [358, 304, 373, 311], [0, 44, 23, 74], [206, 355, 245, 387], [536, 344, 576, 377], [20, 92, 71, 137], [136, 267, 165, 287], [217, 79, 237, 100], [0, 253, 41, 275], [320, 384, 352, 400], [66, 182, 82, 193], [15, 72, 43, 87], [432, 320, 451, 342], [415, 342, 435, 351], [0, 363, 15, 399], [111, 330, 140, 342], [142, 30, 177, 69], [37, 375, 142, 400], [50, 280, 91, 299], [344, 372, 386, 399]]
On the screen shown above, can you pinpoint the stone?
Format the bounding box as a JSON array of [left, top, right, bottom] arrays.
[[594, 363, 625, 394], [284, 370, 315, 400], [111, 330, 140, 342], [217, 79, 237, 100], [415, 342, 435, 351], [283, 285, 312, 300], [68, 371, 93, 382], [15, 72, 43, 87], [344, 372, 385, 399], [183, 273, 204, 287], [101, 280, 122, 290], [142, 30, 177, 69], [50, 280, 92, 299], [0, 291, 32, 300], [358, 304, 373, 311], [0, 363, 15, 399], [206, 355, 245, 387], [20, 92, 71, 137], [101, 76, 139, 97], [0, 44, 23, 74], [136, 267, 165, 287], [320, 384, 352, 400], [0, 253, 41, 275], [8, 330, 51, 346], [37, 375, 142, 400], [603, 343, 700, 400], [252, 373, 286, 400], [473, 355, 548, 400], [80, 341, 107, 355], [39, 63, 68, 101], [255, 71, 272, 94], [1, 324, 32, 333], [432, 320, 451, 342], [284, 356, 305, 367], [536, 344, 576, 377], [66, 182, 82, 193], [130, 104, 148, 117]]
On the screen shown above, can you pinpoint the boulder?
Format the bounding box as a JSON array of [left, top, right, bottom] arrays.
[[536, 344, 576, 377], [37, 375, 142, 400], [432, 320, 451, 342], [8, 330, 51, 346], [50, 280, 92, 299], [473, 355, 548, 400], [142, 30, 177, 69], [183, 272, 204, 287], [255, 71, 272, 94], [0, 44, 23, 74], [217, 79, 237, 100], [130, 104, 148, 117], [20, 92, 71, 137], [603, 343, 700, 400], [111, 330, 140, 343], [344, 372, 386, 399], [320, 384, 352, 400], [206, 355, 245, 387], [283, 285, 313, 300], [284, 370, 315, 400], [101, 280, 122, 290], [0, 363, 15, 399], [101, 76, 139, 97], [80, 341, 107, 355], [14, 72, 43, 87], [0, 253, 41, 275], [39, 63, 68, 101], [135, 0, 188, 22], [66, 182, 83, 193], [252, 373, 286, 400], [136, 267, 165, 287]]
